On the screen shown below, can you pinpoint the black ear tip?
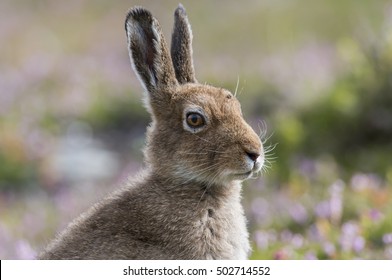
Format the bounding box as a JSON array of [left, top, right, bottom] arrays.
[[175, 3, 187, 17], [125, 6, 153, 31], [126, 6, 152, 19]]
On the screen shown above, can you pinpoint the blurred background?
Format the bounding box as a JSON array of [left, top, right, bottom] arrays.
[[1, 0, 392, 259]]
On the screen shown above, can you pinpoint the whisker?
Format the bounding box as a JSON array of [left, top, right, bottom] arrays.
[[192, 134, 213, 144], [234, 76, 240, 97], [237, 84, 244, 96], [197, 170, 221, 207], [180, 152, 209, 155], [257, 120, 268, 140], [196, 162, 221, 171], [203, 149, 227, 154], [264, 143, 278, 154], [179, 162, 222, 185], [261, 165, 273, 174]]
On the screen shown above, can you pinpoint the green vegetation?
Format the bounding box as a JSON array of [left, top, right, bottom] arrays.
[[0, 0, 391, 259]]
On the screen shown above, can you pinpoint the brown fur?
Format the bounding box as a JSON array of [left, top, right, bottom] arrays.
[[39, 5, 264, 260]]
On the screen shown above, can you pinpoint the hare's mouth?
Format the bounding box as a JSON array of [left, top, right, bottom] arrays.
[[232, 171, 253, 180]]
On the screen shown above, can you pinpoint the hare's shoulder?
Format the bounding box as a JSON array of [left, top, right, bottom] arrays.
[[39, 181, 169, 259]]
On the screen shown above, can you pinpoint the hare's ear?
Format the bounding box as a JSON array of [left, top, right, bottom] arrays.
[[125, 7, 177, 93], [171, 4, 197, 84]]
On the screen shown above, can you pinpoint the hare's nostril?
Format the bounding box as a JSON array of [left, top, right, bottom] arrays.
[[246, 151, 260, 162]]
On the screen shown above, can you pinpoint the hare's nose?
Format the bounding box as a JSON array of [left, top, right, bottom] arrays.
[[246, 151, 260, 162]]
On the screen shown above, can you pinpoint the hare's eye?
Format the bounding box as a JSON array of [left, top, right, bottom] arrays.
[[186, 113, 205, 128]]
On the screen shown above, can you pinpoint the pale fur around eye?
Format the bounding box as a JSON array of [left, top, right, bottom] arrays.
[[183, 107, 208, 133]]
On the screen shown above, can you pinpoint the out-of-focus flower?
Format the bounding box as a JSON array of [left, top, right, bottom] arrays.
[[274, 249, 291, 260], [339, 221, 364, 254], [280, 230, 293, 243], [308, 223, 323, 242], [315, 200, 330, 219], [15, 240, 36, 260], [291, 234, 304, 249], [251, 197, 270, 225], [304, 251, 318, 260], [323, 241, 336, 257], [353, 236, 366, 254], [385, 246, 392, 259], [329, 180, 344, 224], [314, 181, 344, 224], [0, 223, 12, 258], [289, 203, 308, 224], [382, 233, 392, 244], [350, 173, 382, 192], [254, 230, 269, 250], [298, 158, 316, 178], [368, 209, 384, 222]]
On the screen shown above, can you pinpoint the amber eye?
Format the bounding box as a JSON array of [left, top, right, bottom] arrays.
[[186, 112, 205, 128]]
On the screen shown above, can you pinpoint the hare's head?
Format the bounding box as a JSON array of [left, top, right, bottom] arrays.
[[125, 5, 264, 185]]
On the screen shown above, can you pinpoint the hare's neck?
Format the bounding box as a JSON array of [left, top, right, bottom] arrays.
[[149, 172, 243, 202]]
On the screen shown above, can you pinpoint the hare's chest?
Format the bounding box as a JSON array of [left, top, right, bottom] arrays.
[[198, 202, 250, 260]]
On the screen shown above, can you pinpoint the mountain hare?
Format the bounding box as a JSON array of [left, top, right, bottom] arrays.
[[39, 4, 264, 260]]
